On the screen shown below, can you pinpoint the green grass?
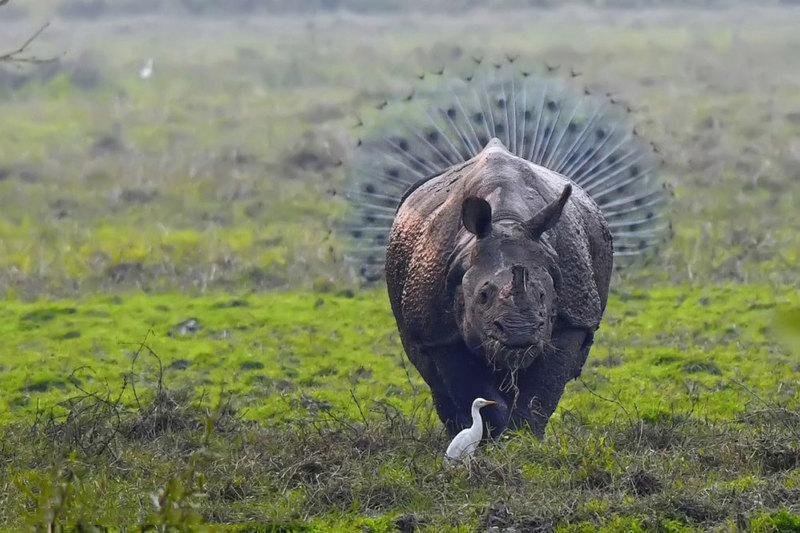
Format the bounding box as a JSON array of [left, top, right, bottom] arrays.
[[1, 3, 799, 530], [1, 6, 800, 296], [0, 285, 797, 428], [0, 285, 797, 529]]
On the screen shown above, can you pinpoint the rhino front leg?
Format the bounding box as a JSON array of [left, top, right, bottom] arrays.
[[405, 350, 462, 434], [424, 343, 509, 437], [511, 327, 592, 438]]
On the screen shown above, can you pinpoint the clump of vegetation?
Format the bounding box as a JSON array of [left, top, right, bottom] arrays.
[[2, 351, 798, 530]]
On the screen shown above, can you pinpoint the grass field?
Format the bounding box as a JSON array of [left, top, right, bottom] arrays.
[[0, 3, 799, 531]]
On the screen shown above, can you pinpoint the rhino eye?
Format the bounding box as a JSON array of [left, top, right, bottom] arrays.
[[477, 284, 493, 306]]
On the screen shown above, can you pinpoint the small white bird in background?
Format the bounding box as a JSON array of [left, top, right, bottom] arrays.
[[444, 397, 497, 462], [139, 58, 154, 80]]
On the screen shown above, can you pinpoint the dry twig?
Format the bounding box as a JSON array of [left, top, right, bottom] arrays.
[[0, 22, 53, 64]]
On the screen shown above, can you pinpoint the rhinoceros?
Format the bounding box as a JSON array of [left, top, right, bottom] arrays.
[[344, 59, 667, 437]]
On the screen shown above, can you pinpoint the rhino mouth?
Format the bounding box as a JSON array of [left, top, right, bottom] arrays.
[[498, 338, 534, 349], [484, 335, 550, 370]]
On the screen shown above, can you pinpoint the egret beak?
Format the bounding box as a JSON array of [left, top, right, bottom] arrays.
[[485, 400, 498, 406]]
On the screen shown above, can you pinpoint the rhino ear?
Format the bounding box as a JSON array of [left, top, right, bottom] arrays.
[[462, 197, 492, 238], [524, 184, 572, 240]]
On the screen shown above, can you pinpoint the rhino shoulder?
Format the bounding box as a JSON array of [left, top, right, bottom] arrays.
[[386, 164, 473, 345]]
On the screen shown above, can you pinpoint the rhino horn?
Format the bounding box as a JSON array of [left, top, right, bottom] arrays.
[[524, 184, 572, 240], [462, 196, 492, 238], [511, 264, 529, 306]]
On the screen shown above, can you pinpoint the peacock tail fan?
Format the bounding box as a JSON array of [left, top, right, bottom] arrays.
[[341, 55, 671, 281]]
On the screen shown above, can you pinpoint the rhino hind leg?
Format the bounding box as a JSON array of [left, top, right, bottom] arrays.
[[511, 327, 591, 438], [422, 343, 510, 437]]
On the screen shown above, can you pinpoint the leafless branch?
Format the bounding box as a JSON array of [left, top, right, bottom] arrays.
[[0, 22, 54, 64]]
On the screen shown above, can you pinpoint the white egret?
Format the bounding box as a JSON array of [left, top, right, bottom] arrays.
[[139, 58, 154, 80], [444, 397, 497, 461]]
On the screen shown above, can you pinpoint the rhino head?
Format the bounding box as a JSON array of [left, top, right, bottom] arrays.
[[453, 184, 573, 370]]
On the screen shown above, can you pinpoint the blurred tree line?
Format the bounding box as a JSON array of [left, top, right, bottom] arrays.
[[2, 0, 793, 19]]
